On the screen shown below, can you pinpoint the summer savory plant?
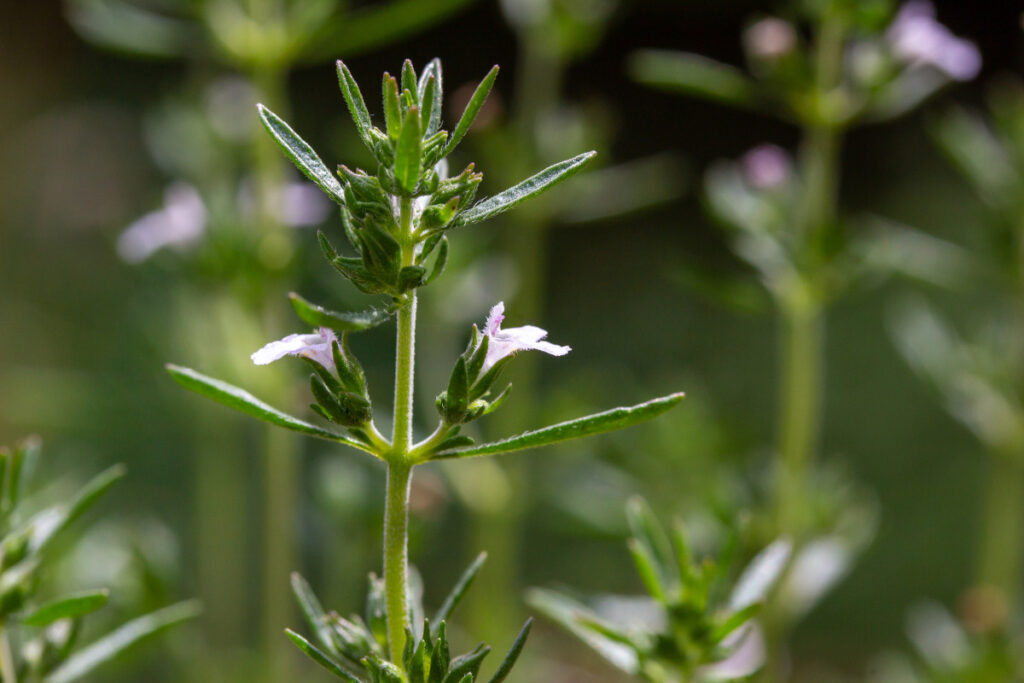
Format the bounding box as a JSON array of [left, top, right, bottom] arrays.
[[166, 58, 684, 679]]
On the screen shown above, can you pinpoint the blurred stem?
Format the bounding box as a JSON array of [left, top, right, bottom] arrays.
[[251, 57, 298, 679], [0, 625, 15, 683], [976, 452, 1024, 602], [385, 196, 417, 666], [775, 301, 824, 537]]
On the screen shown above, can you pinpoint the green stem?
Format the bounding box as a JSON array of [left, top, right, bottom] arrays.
[[976, 452, 1024, 603], [384, 195, 418, 666], [775, 301, 824, 537], [383, 459, 413, 664]]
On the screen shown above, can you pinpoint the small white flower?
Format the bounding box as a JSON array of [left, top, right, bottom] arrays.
[[251, 327, 337, 370], [481, 302, 570, 373], [886, 1, 981, 81]]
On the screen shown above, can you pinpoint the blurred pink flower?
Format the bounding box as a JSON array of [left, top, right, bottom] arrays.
[[744, 18, 797, 60], [251, 327, 337, 370], [886, 1, 981, 81], [741, 144, 792, 190], [481, 302, 570, 372], [117, 182, 206, 263]]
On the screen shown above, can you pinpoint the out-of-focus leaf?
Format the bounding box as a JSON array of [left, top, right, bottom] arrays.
[[443, 65, 499, 156], [526, 589, 638, 674], [45, 600, 201, 683], [432, 552, 486, 629], [625, 497, 675, 591], [629, 50, 759, 109], [257, 105, 344, 204], [286, 629, 359, 681], [931, 106, 1020, 208], [864, 70, 948, 124], [434, 393, 685, 459], [290, 572, 336, 656], [29, 464, 126, 555], [487, 618, 532, 683], [556, 154, 687, 224], [66, 0, 198, 59], [24, 590, 109, 627], [455, 152, 597, 226], [165, 365, 374, 454], [303, 0, 478, 63], [289, 293, 396, 333], [851, 216, 978, 289]]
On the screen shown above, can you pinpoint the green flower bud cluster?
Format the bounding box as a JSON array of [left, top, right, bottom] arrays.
[[305, 333, 373, 432]]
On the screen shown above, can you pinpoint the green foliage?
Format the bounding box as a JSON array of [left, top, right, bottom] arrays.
[[530, 498, 791, 682], [287, 557, 531, 682], [0, 437, 197, 682]]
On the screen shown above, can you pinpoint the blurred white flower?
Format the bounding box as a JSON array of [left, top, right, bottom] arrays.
[[700, 623, 766, 680], [237, 179, 332, 227], [117, 182, 206, 263], [481, 301, 571, 372], [251, 327, 337, 370], [886, 1, 981, 81]]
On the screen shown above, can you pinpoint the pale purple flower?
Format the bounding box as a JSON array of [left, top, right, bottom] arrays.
[[744, 18, 797, 61], [117, 182, 206, 263], [886, 1, 981, 81], [251, 327, 337, 370], [741, 144, 792, 190], [237, 180, 332, 227], [481, 302, 570, 373]]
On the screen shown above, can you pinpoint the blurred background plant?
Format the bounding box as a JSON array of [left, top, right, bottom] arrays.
[[1, 0, 1022, 681], [0, 437, 198, 682]]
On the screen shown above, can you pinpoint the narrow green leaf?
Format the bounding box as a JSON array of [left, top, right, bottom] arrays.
[[488, 618, 532, 683], [628, 50, 759, 109], [289, 293, 396, 333], [425, 237, 449, 284], [30, 464, 125, 555], [395, 106, 423, 193], [455, 152, 597, 226], [625, 497, 675, 589], [336, 61, 374, 148], [24, 590, 109, 627], [442, 643, 490, 683], [627, 538, 667, 602], [443, 65, 499, 156], [401, 59, 418, 97], [257, 105, 344, 204], [165, 365, 374, 455], [382, 74, 402, 141], [434, 393, 685, 459], [710, 603, 760, 644], [286, 629, 360, 681], [432, 552, 486, 628], [419, 58, 443, 135], [45, 600, 201, 683], [66, 0, 197, 60]]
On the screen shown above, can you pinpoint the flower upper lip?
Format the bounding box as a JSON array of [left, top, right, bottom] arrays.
[[481, 301, 571, 373]]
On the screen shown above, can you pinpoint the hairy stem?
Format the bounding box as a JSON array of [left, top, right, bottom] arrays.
[[384, 195, 418, 666], [383, 459, 413, 664]]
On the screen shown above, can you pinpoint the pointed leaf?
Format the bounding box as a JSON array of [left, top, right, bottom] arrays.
[[628, 50, 758, 109], [526, 589, 638, 674], [166, 365, 374, 455], [286, 629, 360, 681], [383, 74, 402, 140], [30, 464, 126, 556], [625, 497, 675, 588], [24, 590, 109, 627], [45, 600, 200, 683], [257, 105, 344, 204], [290, 293, 396, 333], [336, 61, 374, 148], [444, 65, 499, 156], [710, 603, 761, 645], [434, 393, 685, 459], [395, 106, 423, 193], [455, 152, 597, 226], [432, 552, 486, 628], [488, 618, 532, 683]]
